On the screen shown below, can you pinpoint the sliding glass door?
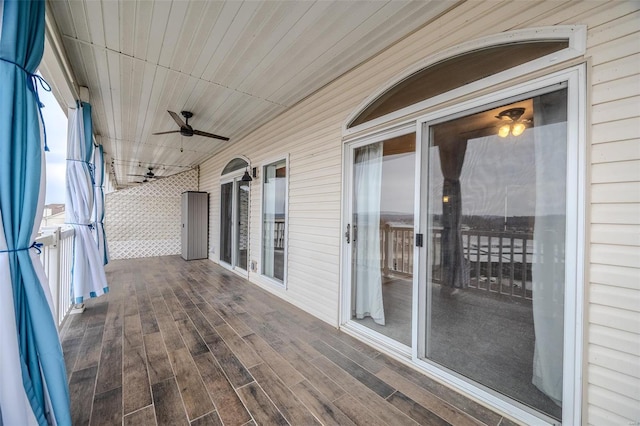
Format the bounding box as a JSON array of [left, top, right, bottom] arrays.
[[419, 87, 568, 421], [347, 131, 416, 349], [345, 81, 575, 422]]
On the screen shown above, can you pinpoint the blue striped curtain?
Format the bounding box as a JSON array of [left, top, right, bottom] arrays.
[[0, 0, 71, 424], [66, 102, 109, 303]]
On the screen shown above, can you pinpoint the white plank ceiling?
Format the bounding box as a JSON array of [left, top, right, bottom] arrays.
[[46, 0, 454, 187]]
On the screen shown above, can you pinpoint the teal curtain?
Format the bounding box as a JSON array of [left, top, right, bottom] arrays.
[[0, 0, 71, 424]]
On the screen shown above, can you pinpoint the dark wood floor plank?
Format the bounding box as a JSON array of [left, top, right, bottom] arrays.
[[90, 387, 122, 426], [263, 311, 318, 344], [95, 326, 122, 394], [190, 412, 223, 426], [202, 331, 254, 388], [152, 377, 189, 426], [238, 310, 293, 345], [387, 391, 453, 426], [243, 333, 304, 387], [138, 294, 160, 335], [195, 303, 226, 328], [249, 363, 321, 425], [222, 311, 254, 337], [62, 315, 88, 341], [69, 366, 98, 426], [162, 289, 188, 321], [87, 301, 109, 328], [62, 336, 82, 381], [123, 313, 144, 348], [104, 298, 124, 331], [216, 324, 263, 368], [193, 352, 252, 426], [152, 297, 172, 320], [376, 367, 484, 426], [123, 342, 152, 414], [185, 307, 217, 337], [375, 357, 503, 426], [290, 380, 356, 426], [156, 312, 187, 352], [123, 405, 156, 426], [176, 318, 209, 356], [173, 286, 198, 311], [312, 356, 417, 426], [236, 382, 288, 426], [309, 339, 395, 398], [234, 292, 276, 317], [74, 325, 105, 371], [169, 348, 215, 421], [332, 394, 387, 426], [144, 332, 174, 384], [315, 327, 384, 373], [124, 295, 139, 316], [277, 342, 345, 401]]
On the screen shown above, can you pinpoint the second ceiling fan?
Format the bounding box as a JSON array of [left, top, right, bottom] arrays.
[[153, 110, 229, 141]]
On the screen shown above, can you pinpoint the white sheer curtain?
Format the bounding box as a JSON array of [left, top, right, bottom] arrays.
[[531, 91, 567, 405], [263, 165, 276, 277], [66, 103, 109, 303], [354, 142, 385, 325]]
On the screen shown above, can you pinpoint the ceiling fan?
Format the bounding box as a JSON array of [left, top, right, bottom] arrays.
[[127, 167, 164, 182], [152, 110, 229, 141]]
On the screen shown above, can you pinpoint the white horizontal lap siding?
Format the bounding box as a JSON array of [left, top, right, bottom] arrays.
[[585, 4, 640, 425], [196, 2, 639, 421], [199, 157, 224, 263]]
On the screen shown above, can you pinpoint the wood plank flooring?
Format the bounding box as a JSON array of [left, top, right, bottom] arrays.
[[61, 256, 515, 426]]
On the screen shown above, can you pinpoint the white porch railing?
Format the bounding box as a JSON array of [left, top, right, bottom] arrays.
[[36, 226, 75, 328]]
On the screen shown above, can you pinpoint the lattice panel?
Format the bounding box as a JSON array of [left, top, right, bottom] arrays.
[[105, 169, 198, 259]]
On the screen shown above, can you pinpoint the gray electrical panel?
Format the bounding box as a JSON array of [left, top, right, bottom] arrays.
[[181, 191, 208, 260]]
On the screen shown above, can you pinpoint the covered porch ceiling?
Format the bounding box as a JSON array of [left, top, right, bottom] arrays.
[[40, 0, 456, 188]]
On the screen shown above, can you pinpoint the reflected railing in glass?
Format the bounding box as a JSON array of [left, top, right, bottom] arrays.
[[380, 223, 537, 300]]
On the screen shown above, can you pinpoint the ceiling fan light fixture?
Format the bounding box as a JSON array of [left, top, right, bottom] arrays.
[[496, 107, 527, 137], [512, 122, 526, 137]]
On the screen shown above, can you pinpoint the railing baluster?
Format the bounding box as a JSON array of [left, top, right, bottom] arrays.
[[475, 234, 481, 289], [522, 237, 528, 299], [510, 236, 515, 296], [486, 235, 492, 292], [498, 235, 504, 294]]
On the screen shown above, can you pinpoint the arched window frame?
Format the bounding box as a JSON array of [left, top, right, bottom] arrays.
[[343, 26, 586, 137], [221, 155, 251, 177]]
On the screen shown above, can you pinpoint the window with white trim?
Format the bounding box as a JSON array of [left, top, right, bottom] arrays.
[[261, 158, 287, 284]]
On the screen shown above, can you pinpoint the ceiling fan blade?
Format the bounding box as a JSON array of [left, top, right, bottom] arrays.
[[192, 129, 230, 141], [152, 130, 181, 135], [127, 174, 147, 177], [168, 110, 186, 128]]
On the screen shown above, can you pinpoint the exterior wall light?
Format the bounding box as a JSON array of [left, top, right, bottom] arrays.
[[241, 168, 253, 182]]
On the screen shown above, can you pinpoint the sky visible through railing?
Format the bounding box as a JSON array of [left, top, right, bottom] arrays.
[[39, 80, 67, 204]]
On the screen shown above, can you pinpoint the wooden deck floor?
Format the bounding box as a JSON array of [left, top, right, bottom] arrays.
[[61, 255, 517, 426]]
